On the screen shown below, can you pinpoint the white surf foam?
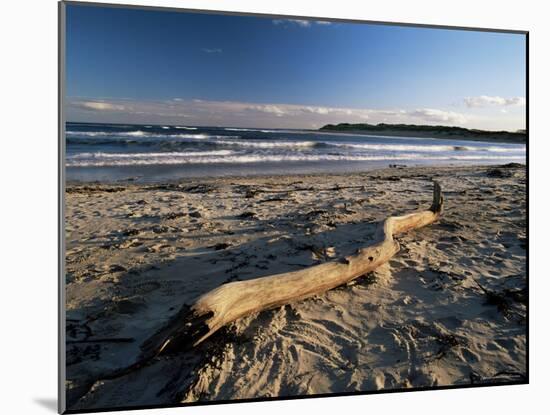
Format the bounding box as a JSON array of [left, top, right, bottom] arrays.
[[66, 152, 525, 167], [216, 139, 317, 149], [66, 130, 148, 137]]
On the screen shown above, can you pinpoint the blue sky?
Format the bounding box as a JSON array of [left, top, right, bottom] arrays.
[[65, 4, 526, 130]]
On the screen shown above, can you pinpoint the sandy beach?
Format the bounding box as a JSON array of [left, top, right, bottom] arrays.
[[64, 164, 527, 410]]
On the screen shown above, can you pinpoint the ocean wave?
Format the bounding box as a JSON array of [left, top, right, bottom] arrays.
[[66, 132, 232, 144], [224, 127, 282, 133], [326, 142, 525, 153], [224, 127, 255, 132], [174, 126, 198, 130], [66, 152, 524, 167], [68, 150, 234, 159], [482, 146, 526, 153], [66, 130, 149, 137], [215, 139, 318, 149], [330, 143, 472, 152]]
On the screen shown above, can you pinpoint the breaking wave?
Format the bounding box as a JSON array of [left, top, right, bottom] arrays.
[[66, 151, 524, 167], [65, 123, 526, 172]]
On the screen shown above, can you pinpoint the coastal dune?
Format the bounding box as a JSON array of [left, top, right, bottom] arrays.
[[65, 164, 527, 410]]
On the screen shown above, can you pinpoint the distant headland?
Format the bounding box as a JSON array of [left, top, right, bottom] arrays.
[[319, 123, 526, 144]]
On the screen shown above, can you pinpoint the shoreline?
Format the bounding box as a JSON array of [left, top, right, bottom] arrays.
[[65, 164, 527, 410], [65, 161, 526, 185]]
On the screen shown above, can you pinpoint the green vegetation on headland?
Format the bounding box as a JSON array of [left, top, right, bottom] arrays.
[[319, 123, 526, 143]]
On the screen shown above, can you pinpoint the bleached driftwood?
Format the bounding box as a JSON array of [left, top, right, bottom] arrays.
[[136, 181, 443, 361]]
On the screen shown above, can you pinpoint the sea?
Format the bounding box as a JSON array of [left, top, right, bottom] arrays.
[[65, 122, 526, 183]]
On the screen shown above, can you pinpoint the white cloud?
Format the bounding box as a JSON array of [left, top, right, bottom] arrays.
[[409, 108, 467, 124], [71, 101, 126, 112], [464, 95, 526, 108], [272, 19, 330, 27], [67, 97, 474, 128], [202, 48, 222, 53], [279, 19, 311, 27], [246, 104, 288, 117], [243, 103, 342, 117], [306, 106, 330, 115]]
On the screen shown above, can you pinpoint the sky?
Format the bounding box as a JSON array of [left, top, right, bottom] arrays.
[[65, 4, 527, 131]]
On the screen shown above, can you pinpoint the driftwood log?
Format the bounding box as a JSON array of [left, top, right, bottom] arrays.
[[133, 181, 444, 365], [102, 181, 443, 380]]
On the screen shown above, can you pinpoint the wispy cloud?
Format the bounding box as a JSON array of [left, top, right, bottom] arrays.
[[202, 48, 222, 54], [242, 102, 466, 124], [464, 95, 526, 108], [272, 19, 310, 27], [272, 19, 331, 28], [70, 100, 127, 112], [67, 97, 472, 128], [409, 108, 467, 124]]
